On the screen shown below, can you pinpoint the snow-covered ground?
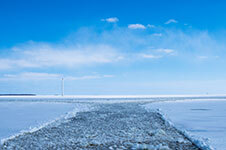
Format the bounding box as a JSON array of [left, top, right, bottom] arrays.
[[144, 99, 226, 150], [0, 102, 90, 141]]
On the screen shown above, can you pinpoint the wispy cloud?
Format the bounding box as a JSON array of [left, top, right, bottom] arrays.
[[165, 19, 178, 24], [65, 74, 114, 80], [156, 48, 175, 54], [101, 17, 119, 23], [0, 43, 123, 70], [3, 72, 61, 80], [139, 48, 176, 59], [1, 72, 114, 81], [140, 54, 162, 59], [0, 59, 16, 70], [103, 74, 114, 78], [0, 25, 225, 72], [128, 24, 146, 29], [197, 56, 208, 59]]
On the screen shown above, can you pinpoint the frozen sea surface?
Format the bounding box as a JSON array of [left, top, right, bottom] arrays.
[[144, 99, 226, 150], [0, 102, 78, 140], [1, 96, 226, 149], [1, 103, 199, 150]]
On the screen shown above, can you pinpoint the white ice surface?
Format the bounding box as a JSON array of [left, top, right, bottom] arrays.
[[0, 102, 78, 141], [144, 99, 226, 150], [1, 94, 226, 99]]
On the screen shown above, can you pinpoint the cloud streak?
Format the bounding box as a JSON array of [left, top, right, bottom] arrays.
[[128, 24, 146, 29], [101, 17, 119, 23], [1, 72, 114, 81], [165, 19, 178, 24], [156, 48, 175, 54], [140, 54, 162, 59], [3, 72, 61, 80], [0, 43, 123, 70], [139, 48, 176, 59]]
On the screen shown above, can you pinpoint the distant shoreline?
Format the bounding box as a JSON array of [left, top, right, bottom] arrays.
[[0, 94, 36, 96], [1, 94, 226, 98]]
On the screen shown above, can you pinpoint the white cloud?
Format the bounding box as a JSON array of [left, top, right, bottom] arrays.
[[0, 26, 224, 72], [103, 75, 114, 78], [101, 17, 119, 23], [3, 72, 61, 80], [140, 54, 162, 59], [66, 74, 114, 80], [128, 24, 146, 29], [0, 44, 123, 70], [0, 59, 40, 70], [156, 48, 175, 54], [1, 72, 114, 81], [165, 19, 178, 24], [138, 48, 176, 59], [66, 75, 102, 80], [0, 59, 14, 70]]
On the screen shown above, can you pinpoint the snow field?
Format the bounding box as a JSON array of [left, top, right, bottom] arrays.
[[0, 102, 92, 143], [144, 99, 226, 150]]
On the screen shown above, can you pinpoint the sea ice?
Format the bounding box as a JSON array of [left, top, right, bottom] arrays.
[[144, 99, 226, 150]]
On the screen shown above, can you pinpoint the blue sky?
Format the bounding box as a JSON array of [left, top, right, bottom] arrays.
[[1, 0, 226, 95]]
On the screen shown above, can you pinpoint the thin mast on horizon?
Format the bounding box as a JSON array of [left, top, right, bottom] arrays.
[[61, 77, 64, 96]]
